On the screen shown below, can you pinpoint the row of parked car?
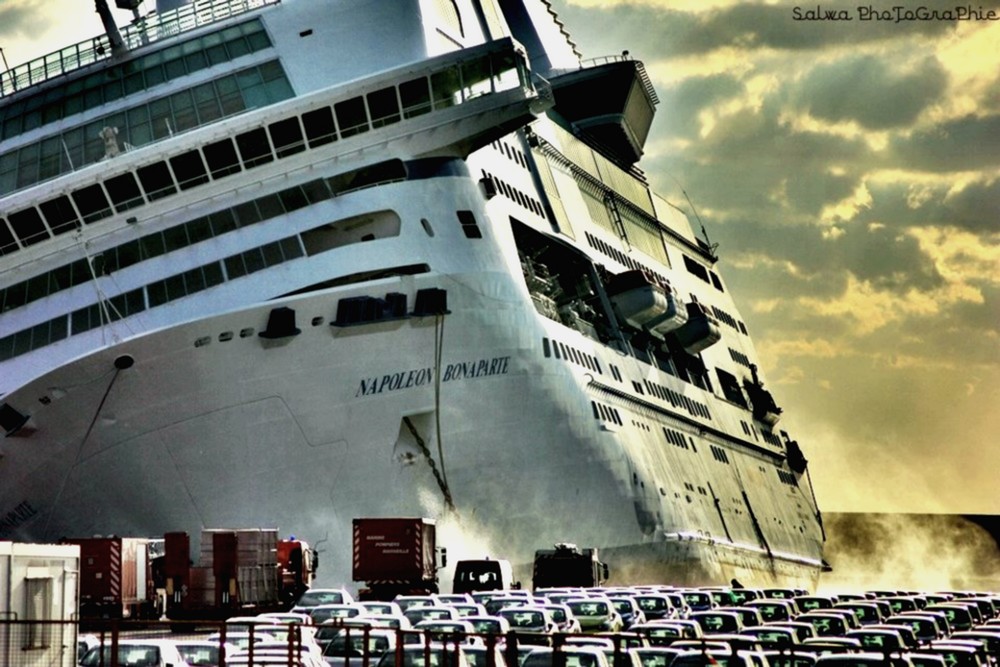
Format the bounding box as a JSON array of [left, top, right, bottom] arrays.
[[75, 584, 1000, 667]]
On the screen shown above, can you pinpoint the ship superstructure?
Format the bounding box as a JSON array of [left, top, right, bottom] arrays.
[[0, 0, 825, 587]]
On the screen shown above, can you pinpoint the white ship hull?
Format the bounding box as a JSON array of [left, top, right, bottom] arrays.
[[0, 0, 825, 589]]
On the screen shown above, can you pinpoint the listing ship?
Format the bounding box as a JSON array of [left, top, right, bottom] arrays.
[[0, 0, 826, 587]]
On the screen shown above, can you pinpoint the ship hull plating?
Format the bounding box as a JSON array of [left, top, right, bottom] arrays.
[[0, 268, 821, 588]]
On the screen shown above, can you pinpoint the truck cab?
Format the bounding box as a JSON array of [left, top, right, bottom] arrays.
[[532, 543, 609, 590], [453, 558, 517, 594]]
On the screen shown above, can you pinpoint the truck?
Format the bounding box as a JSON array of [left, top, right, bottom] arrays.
[[61, 536, 163, 621], [1, 541, 80, 667], [352, 517, 446, 601], [164, 528, 314, 623], [532, 543, 609, 590], [452, 558, 518, 594]]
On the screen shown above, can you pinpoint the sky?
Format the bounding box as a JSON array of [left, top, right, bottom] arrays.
[[1, 0, 998, 516]]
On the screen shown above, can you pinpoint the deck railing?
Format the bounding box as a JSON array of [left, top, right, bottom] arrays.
[[0, 0, 279, 98]]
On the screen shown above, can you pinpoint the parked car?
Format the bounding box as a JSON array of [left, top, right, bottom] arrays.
[[293, 588, 356, 613], [566, 599, 624, 633], [78, 639, 187, 667], [173, 639, 237, 667]]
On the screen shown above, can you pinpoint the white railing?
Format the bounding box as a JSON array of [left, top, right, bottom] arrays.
[[0, 0, 279, 97]]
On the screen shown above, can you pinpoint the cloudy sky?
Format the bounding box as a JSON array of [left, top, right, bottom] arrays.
[[549, 0, 1000, 514], [1, 0, 997, 515]]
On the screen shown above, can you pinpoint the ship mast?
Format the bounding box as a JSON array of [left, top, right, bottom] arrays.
[[94, 0, 128, 58]]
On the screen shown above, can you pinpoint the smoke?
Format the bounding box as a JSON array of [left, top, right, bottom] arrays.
[[433, 511, 508, 592], [819, 513, 1000, 594]]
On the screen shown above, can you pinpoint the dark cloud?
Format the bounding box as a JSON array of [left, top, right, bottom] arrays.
[[657, 74, 743, 138], [794, 55, 948, 129], [554, 1, 957, 59], [888, 114, 1000, 172], [0, 4, 34, 41], [855, 179, 1000, 234]]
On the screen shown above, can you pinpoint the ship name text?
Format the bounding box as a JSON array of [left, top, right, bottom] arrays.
[[355, 355, 511, 398], [0, 500, 38, 537]]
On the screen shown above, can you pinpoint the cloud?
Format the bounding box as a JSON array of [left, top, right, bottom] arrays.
[[794, 55, 948, 130], [888, 114, 1000, 172]]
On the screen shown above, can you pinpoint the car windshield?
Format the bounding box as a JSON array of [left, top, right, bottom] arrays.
[[636, 597, 668, 612], [505, 611, 544, 627], [298, 590, 346, 605], [377, 648, 466, 667], [570, 601, 608, 616], [176, 644, 220, 666], [81, 646, 161, 667]]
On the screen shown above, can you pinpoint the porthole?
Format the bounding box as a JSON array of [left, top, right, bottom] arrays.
[[420, 218, 434, 237]]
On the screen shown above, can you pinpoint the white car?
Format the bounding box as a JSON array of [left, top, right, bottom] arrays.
[[78, 638, 186, 667], [293, 587, 356, 613]]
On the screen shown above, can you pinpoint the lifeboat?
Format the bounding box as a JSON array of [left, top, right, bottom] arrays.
[[673, 302, 722, 354], [605, 270, 687, 338]]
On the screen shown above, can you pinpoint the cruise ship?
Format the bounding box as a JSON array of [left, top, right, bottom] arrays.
[[0, 0, 826, 588]]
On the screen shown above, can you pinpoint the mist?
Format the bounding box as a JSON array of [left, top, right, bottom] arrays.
[[819, 512, 1000, 594]]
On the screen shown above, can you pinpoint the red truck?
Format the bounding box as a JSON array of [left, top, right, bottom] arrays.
[[63, 536, 162, 621], [352, 517, 446, 601], [164, 528, 314, 623]]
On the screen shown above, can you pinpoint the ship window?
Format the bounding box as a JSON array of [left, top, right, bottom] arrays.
[[209, 209, 238, 235], [302, 107, 337, 148], [169, 150, 210, 190], [431, 67, 460, 109], [105, 172, 145, 212], [367, 87, 401, 128], [140, 233, 167, 260], [8, 207, 48, 246], [39, 196, 80, 236], [279, 186, 309, 213], [137, 161, 177, 200], [236, 128, 274, 168], [400, 78, 432, 118], [335, 97, 369, 138], [420, 218, 434, 237], [203, 138, 242, 179], [457, 210, 482, 239], [269, 117, 306, 157], [0, 220, 17, 256]]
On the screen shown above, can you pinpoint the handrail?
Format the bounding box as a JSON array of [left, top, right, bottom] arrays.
[[0, 0, 279, 98]]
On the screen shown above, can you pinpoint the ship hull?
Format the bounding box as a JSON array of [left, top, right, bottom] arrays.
[[0, 267, 822, 589]]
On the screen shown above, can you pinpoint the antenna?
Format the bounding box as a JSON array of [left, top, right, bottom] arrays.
[[663, 169, 719, 256]]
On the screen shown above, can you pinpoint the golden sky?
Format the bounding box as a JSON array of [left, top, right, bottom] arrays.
[[2, 0, 997, 514], [553, 0, 1000, 513]]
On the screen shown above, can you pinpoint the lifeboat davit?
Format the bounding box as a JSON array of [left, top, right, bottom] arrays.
[[605, 270, 687, 339]]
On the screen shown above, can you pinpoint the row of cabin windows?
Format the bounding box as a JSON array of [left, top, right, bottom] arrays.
[[491, 139, 529, 170], [643, 379, 711, 421], [683, 254, 724, 292], [762, 430, 783, 447], [729, 347, 751, 368], [777, 469, 797, 486], [0, 19, 271, 143], [711, 304, 748, 335], [0, 45, 526, 256], [0, 157, 407, 314], [710, 445, 731, 464], [0, 60, 291, 198], [663, 427, 693, 451], [0, 234, 303, 362], [542, 337, 603, 375], [481, 170, 544, 217], [583, 231, 670, 288], [591, 401, 622, 426]]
